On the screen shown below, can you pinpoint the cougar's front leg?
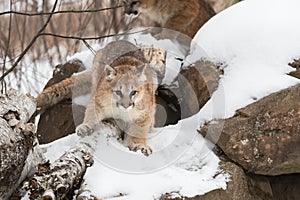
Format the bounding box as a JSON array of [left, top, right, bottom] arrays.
[[127, 116, 153, 156], [76, 98, 104, 136]]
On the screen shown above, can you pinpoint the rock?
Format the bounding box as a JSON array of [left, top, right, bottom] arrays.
[[155, 59, 221, 125], [246, 173, 273, 200], [289, 70, 300, 79], [289, 58, 300, 79], [44, 59, 85, 88], [155, 86, 181, 127], [37, 60, 86, 144], [269, 173, 300, 200], [178, 60, 222, 118], [200, 84, 300, 175]]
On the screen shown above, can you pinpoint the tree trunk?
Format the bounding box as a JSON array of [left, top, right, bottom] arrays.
[[0, 89, 44, 200]]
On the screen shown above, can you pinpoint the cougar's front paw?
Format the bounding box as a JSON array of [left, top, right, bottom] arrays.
[[76, 123, 94, 136], [128, 143, 153, 156]]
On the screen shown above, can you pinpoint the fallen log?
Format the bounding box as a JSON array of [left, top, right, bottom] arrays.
[[24, 119, 121, 199], [0, 89, 44, 200], [76, 180, 98, 200], [23, 147, 93, 199]]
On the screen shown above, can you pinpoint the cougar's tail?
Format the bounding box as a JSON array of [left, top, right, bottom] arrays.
[[37, 71, 92, 110]]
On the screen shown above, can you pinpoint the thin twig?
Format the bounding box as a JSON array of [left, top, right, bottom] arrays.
[[4, 0, 13, 64], [0, 5, 123, 16], [0, 0, 59, 82], [38, 29, 149, 40], [82, 40, 96, 55], [1, 0, 13, 93]]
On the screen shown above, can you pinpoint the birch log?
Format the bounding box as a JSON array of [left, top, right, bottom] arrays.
[[0, 89, 44, 200], [24, 124, 112, 199], [76, 180, 98, 200], [23, 147, 93, 199]]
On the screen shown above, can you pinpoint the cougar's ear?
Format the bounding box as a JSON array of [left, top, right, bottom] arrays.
[[104, 65, 116, 81]]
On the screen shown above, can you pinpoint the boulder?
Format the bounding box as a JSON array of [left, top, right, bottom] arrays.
[[246, 173, 273, 200], [289, 58, 300, 79], [269, 173, 300, 200], [37, 60, 86, 144], [200, 84, 300, 175], [155, 59, 222, 125], [178, 60, 222, 118]]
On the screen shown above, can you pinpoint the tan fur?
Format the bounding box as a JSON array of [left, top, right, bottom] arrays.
[[123, 0, 215, 38], [36, 41, 166, 111], [36, 71, 92, 109], [76, 56, 157, 156]]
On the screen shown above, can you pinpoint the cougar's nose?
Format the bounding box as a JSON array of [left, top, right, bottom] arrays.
[[118, 102, 134, 110], [123, 1, 139, 15]]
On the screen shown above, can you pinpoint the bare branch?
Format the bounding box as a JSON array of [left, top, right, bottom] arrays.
[[1, 0, 13, 93], [3, 1, 12, 67], [38, 29, 149, 40], [0, 0, 59, 82], [0, 5, 123, 16]]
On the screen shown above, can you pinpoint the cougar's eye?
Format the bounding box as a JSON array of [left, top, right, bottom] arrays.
[[130, 90, 137, 96], [115, 90, 123, 96]]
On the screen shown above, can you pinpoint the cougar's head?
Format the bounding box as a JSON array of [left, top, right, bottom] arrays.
[[104, 64, 148, 111], [123, 0, 156, 15]]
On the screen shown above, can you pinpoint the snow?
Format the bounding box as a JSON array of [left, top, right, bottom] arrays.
[[44, 127, 229, 199], [188, 0, 300, 117], [33, 0, 300, 199]]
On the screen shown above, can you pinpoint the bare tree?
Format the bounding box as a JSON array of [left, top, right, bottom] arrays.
[[0, 0, 133, 94]]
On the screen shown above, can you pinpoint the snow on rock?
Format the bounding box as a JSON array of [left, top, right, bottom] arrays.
[[189, 0, 300, 118]]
